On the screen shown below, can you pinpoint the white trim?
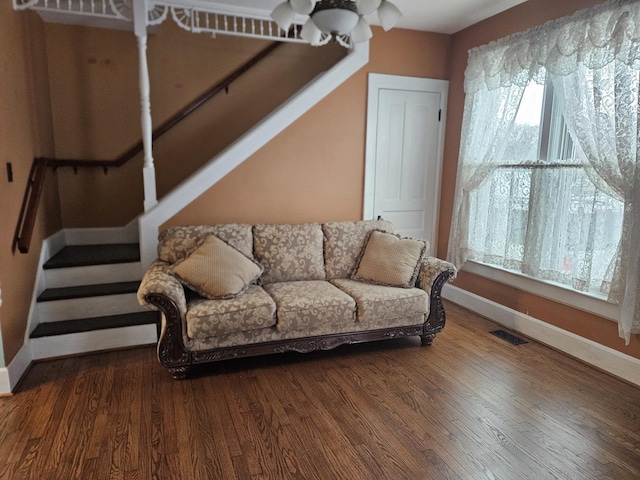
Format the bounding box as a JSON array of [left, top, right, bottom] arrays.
[[0, 368, 8, 394], [2, 228, 66, 393], [64, 218, 140, 245], [25, 230, 66, 338], [363, 73, 448, 253], [463, 261, 619, 321], [30, 324, 157, 360], [153, 0, 281, 21], [139, 41, 370, 269], [44, 262, 142, 289], [0, 343, 32, 394], [37, 294, 143, 323], [443, 284, 640, 387]]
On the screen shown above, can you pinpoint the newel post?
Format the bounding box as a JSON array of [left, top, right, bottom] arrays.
[[133, 0, 157, 211]]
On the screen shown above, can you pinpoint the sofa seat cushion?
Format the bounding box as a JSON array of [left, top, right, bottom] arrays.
[[322, 220, 396, 280], [186, 285, 276, 339], [330, 278, 428, 323], [253, 223, 326, 284], [263, 281, 356, 331]]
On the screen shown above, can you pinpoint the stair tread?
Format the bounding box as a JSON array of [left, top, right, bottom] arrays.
[[44, 244, 140, 269], [30, 311, 159, 338], [38, 281, 141, 302]]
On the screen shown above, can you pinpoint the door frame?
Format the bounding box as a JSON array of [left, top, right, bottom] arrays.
[[363, 73, 448, 253]]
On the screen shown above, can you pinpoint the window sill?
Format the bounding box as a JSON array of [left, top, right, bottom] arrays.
[[462, 261, 619, 322]]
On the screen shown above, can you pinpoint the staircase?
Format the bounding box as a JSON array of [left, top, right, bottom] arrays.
[[29, 242, 158, 360]]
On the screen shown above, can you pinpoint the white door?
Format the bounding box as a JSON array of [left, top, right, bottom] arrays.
[[364, 74, 448, 253]]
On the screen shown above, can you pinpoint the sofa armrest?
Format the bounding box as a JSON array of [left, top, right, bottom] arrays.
[[416, 257, 457, 342], [417, 257, 457, 296], [137, 260, 187, 318], [137, 260, 191, 378]]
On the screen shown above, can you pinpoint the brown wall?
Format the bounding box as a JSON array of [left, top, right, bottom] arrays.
[[439, 0, 640, 359], [0, 7, 61, 365], [166, 27, 451, 228], [46, 21, 345, 228]]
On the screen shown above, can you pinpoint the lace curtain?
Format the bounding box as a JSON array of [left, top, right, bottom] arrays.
[[553, 61, 640, 343], [448, 0, 640, 343]]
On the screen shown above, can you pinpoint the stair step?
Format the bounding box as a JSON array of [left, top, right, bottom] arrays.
[[44, 262, 142, 289], [44, 244, 140, 269], [30, 311, 159, 338], [37, 281, 140, 302]]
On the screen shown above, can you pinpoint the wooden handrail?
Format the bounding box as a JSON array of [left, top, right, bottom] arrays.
[[14, 40, 284, 253], [49, 40, 284, 169], [13, 158, 49, 253]]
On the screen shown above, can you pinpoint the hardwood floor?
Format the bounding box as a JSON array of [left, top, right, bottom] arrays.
[[1, 301, 639, 479]]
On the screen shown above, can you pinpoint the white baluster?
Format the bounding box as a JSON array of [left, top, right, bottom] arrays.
[[133, 0, 157, 211]]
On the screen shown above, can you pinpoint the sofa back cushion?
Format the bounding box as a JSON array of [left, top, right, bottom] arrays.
[[253, 223, 326, 284], [351, 230, 427, 288], [158, 224, 254, 264], [322, 220, 396, 280], [171, 235, 263, 299]]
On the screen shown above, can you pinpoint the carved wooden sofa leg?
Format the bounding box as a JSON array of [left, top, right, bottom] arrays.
[[420, 334, 436, 346], [168, 366, 191, 380]]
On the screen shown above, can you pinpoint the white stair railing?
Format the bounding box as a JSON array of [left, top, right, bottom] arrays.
[[13, 0, 307, 43]]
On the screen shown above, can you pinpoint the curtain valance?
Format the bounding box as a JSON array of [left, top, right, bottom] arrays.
[[464, 0, 640, 94]]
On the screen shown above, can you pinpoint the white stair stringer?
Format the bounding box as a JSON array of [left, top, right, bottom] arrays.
[[139, 42, 370, 269]]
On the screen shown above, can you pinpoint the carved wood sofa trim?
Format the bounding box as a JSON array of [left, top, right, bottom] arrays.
[[146, 270, 455, 379]]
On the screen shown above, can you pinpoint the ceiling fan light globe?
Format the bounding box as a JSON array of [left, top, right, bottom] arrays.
[[312, 8, 359, 34], [377, 0, 401, 31], [355, 0, 381, 15], [271, 2, 296, 30], [300, 17, 323, 45], [351, 16, 372, 43], [290, 0, 317, 15]]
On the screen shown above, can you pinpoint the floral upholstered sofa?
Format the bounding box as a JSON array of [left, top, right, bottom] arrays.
[[137, 220, 456, 379]]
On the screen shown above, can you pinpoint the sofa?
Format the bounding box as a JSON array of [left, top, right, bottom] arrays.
[[137, 220, 457, 379]]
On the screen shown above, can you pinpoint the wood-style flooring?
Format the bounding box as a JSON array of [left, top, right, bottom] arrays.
[[1, 301, 639, 479]]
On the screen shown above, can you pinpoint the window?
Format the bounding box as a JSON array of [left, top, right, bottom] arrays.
[[465, 81, 624, 296], [448, 1, 640, 342]]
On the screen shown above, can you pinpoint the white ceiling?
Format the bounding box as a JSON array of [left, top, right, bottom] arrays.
[[207, 0, 528, 34]]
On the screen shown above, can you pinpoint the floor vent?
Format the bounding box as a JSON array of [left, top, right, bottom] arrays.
[[490, 330, 528, 345]]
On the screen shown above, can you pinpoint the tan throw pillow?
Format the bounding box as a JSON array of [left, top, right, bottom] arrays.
[[171, 235, 263, 299], [352, 230, 427, 288]]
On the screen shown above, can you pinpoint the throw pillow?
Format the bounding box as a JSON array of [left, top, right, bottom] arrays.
[[351, 230, 427, 288], [171, 235, 263, 299]]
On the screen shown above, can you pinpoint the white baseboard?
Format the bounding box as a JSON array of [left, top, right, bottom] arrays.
[[443, 285, 640, 387], [0, 368, 8, 395], [0, 343, 33, 394], [1, 324, 156, 393]]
